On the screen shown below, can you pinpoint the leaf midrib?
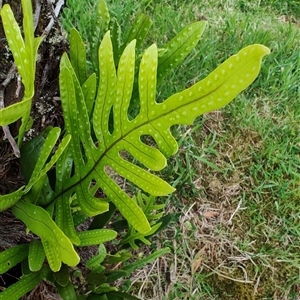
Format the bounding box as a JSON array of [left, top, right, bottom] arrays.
[[52, 85, 219, 203]]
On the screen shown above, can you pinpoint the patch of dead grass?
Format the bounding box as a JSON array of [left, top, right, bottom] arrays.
[[126, 111, 300, 300]]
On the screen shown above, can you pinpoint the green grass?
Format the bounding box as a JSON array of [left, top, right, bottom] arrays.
[[61, 0, 300, 299]]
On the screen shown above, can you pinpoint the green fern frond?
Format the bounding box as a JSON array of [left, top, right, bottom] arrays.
[[119, 192, 165, 249], [57, 28, 269, 236]]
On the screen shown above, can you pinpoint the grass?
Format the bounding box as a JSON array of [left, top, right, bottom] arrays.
[[61, 0, 300, 299]]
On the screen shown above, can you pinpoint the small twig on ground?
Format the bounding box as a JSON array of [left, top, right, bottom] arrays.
[[43, 0, 65, 36], [0, 64, 21, 158], [202, 262, 253, 284], [15, 74, 22, 99], [227, 199, 244, 225], [33, 0, 42, 31]]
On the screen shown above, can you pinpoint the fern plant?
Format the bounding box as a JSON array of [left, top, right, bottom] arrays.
[[57, 28, 269, 234], [0, 0, 270, 299]]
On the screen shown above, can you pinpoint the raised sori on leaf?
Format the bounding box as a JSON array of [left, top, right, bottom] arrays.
[[58, 28, 269, 235]]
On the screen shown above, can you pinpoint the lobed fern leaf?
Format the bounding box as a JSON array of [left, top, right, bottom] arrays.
[[57, 29, 269, 235]]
